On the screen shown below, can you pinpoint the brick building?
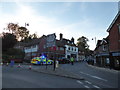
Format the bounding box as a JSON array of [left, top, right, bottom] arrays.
[[94, 37, 109, 67], [16, 33, 78, 62], [107, 11, 120, 69]]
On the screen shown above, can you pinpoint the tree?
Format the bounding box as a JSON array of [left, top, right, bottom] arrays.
[[6, 23, 29, 41], [21, 33, 39, 42], [2, 33, 17, 52], [18, 27, 29, 40], [77, 36, 89, 52]]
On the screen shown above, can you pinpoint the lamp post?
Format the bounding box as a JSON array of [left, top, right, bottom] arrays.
[[92, 37, 96, 46], [92, 37, 97, 65]]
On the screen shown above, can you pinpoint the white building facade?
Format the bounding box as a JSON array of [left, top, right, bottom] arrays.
[[65, 45, 78, 61]]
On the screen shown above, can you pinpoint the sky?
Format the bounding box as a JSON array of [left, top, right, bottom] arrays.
[[0, 0, 119, 50]]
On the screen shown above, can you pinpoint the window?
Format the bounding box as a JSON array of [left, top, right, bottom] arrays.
[[119, 24, 120, 34], [75, 48, 76, 51], [60, 47, 64, 50], [103, 45, 106, 51], [68, 47, 70, 50], [72, 48, 73, 51]]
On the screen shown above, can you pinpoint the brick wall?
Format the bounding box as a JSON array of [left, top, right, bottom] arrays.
[[109, 15, 120, 52]]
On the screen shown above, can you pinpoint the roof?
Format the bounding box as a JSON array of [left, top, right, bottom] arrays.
[[107, 11, 120, 32], [25, 35, 46, 47]]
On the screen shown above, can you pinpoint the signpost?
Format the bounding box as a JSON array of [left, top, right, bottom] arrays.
[[46, 33, 56, 70]]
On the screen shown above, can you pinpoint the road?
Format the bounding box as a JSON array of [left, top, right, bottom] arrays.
[[2, 65, 101, 88], [60, 62, 119, 88], [2, 62, 119, 88]]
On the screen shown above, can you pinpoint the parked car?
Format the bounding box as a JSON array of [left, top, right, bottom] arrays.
[[58, 57, 70, 64]]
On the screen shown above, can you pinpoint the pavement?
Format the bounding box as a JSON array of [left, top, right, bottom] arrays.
[[20, 63, 85, 81], [87, 63, 119, 73]]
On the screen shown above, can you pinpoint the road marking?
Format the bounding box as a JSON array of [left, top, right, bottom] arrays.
[[84, 85, 90, 88], [85, 81, 92, 84], [93, 85, 100, 88], [91, 76, 107, 81], [76, 80, 83, 84], [80, 71, 107, 82]]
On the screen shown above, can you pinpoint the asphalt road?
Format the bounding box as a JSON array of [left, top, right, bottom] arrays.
[[2, 65, 101, 88], [60, 62, 119, 88], [2, 62, 119, 88]]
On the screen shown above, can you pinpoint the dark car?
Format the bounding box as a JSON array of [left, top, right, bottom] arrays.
[[58, 57, 70, 64]]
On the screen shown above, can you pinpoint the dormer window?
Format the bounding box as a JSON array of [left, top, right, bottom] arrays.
[[103, 45, 106, 51]]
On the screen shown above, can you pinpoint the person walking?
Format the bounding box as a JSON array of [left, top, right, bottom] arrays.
[[70, 57, 74, 65]]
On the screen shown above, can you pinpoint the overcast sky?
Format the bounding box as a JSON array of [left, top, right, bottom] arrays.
[[0, 0, 119, 50]]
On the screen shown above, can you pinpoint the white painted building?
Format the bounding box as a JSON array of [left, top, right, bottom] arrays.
[[65, 45, 78, 61]]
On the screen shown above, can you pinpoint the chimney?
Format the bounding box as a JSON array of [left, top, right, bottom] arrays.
[[71, 37, 74, 43], [60, 33, 63, 40]]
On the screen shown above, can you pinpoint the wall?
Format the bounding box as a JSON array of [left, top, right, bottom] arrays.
[[109, 14, 120, 52]]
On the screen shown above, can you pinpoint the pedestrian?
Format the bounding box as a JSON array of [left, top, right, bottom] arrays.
[[70, 57, 74, 65], [10, 60, 14, 67]]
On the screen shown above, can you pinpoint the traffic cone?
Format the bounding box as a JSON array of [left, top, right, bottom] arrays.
[[17, 64, 21, 68], [29, 65, 32, 70]]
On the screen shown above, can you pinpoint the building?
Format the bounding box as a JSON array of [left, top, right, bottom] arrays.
[[78, 51, 85, 61], [16, 33, 78, 62], [14, 42, 26, 51], [43, 33, 78, 61], [24, 38, 41, 60], [94, 37, 109, 67], [107, 11, 120, 69]]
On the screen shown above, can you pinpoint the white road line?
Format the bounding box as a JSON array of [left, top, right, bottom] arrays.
[[76, 80, 83, 84], [80, 71, 107, 82], [85, 81, 92, 84], [93, 85, 100, 88], [91, 76, 107, 81], [84, 85, 90, 88]]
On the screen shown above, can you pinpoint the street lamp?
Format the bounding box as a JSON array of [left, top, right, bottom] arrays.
[[92, 37, 97, 46]]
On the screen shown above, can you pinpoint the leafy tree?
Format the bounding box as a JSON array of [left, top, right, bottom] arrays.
[[18, 27, 29, 40], [21, 33, 38, 42], [2, 33, 17, 52], [6, 23, 29, 41], [32, 33, 38, 39], [77, 36, 89, 52]]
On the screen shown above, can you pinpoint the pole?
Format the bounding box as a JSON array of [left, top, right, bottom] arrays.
[[53, 50, 56, 71], [46, 48, 48, 70]]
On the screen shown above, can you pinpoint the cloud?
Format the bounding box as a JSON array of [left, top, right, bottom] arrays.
[[0, 2, 57, 35], [53, 18, 108, 50], [0, 2, 108, 50]]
